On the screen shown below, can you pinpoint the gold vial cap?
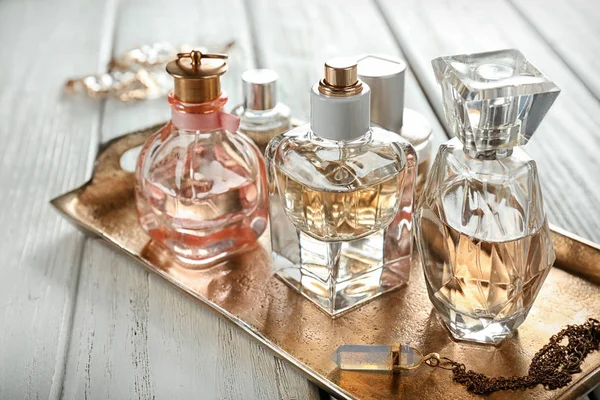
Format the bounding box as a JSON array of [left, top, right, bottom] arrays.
[[166, 50, 228, 103], [319, 57, 363, 97]]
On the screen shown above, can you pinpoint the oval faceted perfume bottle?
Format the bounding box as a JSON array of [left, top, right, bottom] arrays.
[[232, 69, 291, 154], [415, 49, 560, 344], [357, 55, 433, 196], [267, 58, 417, 316], [135, 51, 268, 264]]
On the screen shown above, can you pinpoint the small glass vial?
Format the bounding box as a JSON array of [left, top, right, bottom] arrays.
[[135, 51, 268, 264], [232, 69, 291, 154], [357, 55, 433, 197], [266, 58, 417, 316], [415, 49, 560, 344]]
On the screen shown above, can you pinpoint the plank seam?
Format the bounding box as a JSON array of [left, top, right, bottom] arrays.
[[52, 0, 120, 397], [242, 0, 262, 68], [371, 0, 451, 139]]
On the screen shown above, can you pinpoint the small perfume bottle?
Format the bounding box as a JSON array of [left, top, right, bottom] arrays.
[[135, 51, 268, 264], [267, 58, 417, 316], [231, 69, 291, 154], [357, 55, 433, 197], [415, 49, 560, 344]]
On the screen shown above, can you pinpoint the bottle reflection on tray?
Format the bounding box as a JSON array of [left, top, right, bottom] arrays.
[[135, 50, 268, 265]]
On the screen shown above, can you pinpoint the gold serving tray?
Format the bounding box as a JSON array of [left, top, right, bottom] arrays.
[[52, 124, 600, 400]]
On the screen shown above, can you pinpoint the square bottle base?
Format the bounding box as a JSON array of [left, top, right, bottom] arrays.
[[272, 231, 411, 317], [430, 294, 531, 345]]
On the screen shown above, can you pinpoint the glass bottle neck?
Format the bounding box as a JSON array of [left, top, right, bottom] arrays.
[[463, 147, 514, 160], [168, 91, 228, 114], [168, 91, 239, 132]]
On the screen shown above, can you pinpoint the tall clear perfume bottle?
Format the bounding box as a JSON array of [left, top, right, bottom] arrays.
[[415, 49, 560, 344], [357, 55, 433, 197], [267, 58, 417, 316], [135, 51, 268, 264], [232, 69, 291, 154]]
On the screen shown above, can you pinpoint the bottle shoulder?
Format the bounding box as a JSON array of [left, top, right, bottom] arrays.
[[139, 122, 264, 190], [421, 138, 545, 241], [437, 138, 538, 180], [267, 125, 409, 192]]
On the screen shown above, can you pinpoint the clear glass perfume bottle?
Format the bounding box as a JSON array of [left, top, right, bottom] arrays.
[[415, 49, 560, 344], [357, 55, 433, 197], [135, 51, 268, 264], [232, 69, 291, 154], [267, 58, 417, 316]]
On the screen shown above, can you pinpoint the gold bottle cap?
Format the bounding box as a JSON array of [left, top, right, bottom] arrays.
[[319, 57, 363, 97], [166, 50, 228, 103]]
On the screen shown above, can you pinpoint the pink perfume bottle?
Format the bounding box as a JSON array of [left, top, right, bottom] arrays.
[[135, 51, 268, 264]]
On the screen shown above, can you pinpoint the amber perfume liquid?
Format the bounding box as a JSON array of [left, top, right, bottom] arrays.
[[269, 58, 416, 316], [418, 206, 552, 343], [269, 128, 416, 316], [274, 167, 404, 241], [415, 140, 555, 343]]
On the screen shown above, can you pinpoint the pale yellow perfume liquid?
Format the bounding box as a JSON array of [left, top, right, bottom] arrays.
[[274, 167, 404, 242], [417, 205, 553, 342]]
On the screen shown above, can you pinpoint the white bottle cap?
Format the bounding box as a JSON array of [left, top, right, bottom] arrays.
[[310, 58, 371, 141]]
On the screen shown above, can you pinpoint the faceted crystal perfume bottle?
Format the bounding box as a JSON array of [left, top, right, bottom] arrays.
[[231, 69, 291, 154], [415, 49, 560, 344], [135, 51, 268, 264], [267, 58, 417, 316]]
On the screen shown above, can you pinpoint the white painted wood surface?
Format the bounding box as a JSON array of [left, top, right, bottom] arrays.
[[378, 0, 600, 244], [1, 0, 599, 399], [0, 0, 111, 398], [61, 0, 319, 399], [509, 0, 600, 100]]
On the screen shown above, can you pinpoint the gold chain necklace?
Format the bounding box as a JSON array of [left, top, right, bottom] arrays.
[[331, 318, 600, 394]]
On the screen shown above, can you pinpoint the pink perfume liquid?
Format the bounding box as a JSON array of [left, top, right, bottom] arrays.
[[136, 94, 268, 264]]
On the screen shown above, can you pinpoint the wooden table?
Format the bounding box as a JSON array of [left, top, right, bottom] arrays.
[[1, 0, 599, 398]]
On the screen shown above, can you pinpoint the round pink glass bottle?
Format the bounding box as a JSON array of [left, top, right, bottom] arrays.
[[135, 51, 268, 264]]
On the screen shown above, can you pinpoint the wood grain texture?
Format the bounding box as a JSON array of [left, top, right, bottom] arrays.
[[0, 0, 112, 398], [247, 0, 447, 147], [61, 0, 319, 398], [377, 0, 600, 243], [508, 0, 600, 101]]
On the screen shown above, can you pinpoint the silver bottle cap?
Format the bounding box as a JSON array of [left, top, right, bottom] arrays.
[[357, 54, 406, 133], [242, 69, 278, 111]]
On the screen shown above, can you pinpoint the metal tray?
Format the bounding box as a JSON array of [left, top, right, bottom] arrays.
[[51, 123, 600, 400]]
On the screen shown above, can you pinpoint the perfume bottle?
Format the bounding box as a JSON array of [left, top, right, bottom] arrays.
[[415, 49, 560, 344], [231, 69, 291, 154], [266, 58, 417, 316], [357, 55, 433, 197], [135, 51, 268, 264]]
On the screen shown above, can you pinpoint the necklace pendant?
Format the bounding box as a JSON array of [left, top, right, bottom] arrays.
[[330, 344, 424, 372]]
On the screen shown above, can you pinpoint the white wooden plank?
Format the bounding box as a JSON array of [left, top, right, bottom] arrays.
[[0, 0, 112, 398], [377, 0, 600, 243], [62, 0, 320, 398], [508, 0, 600, 100]]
